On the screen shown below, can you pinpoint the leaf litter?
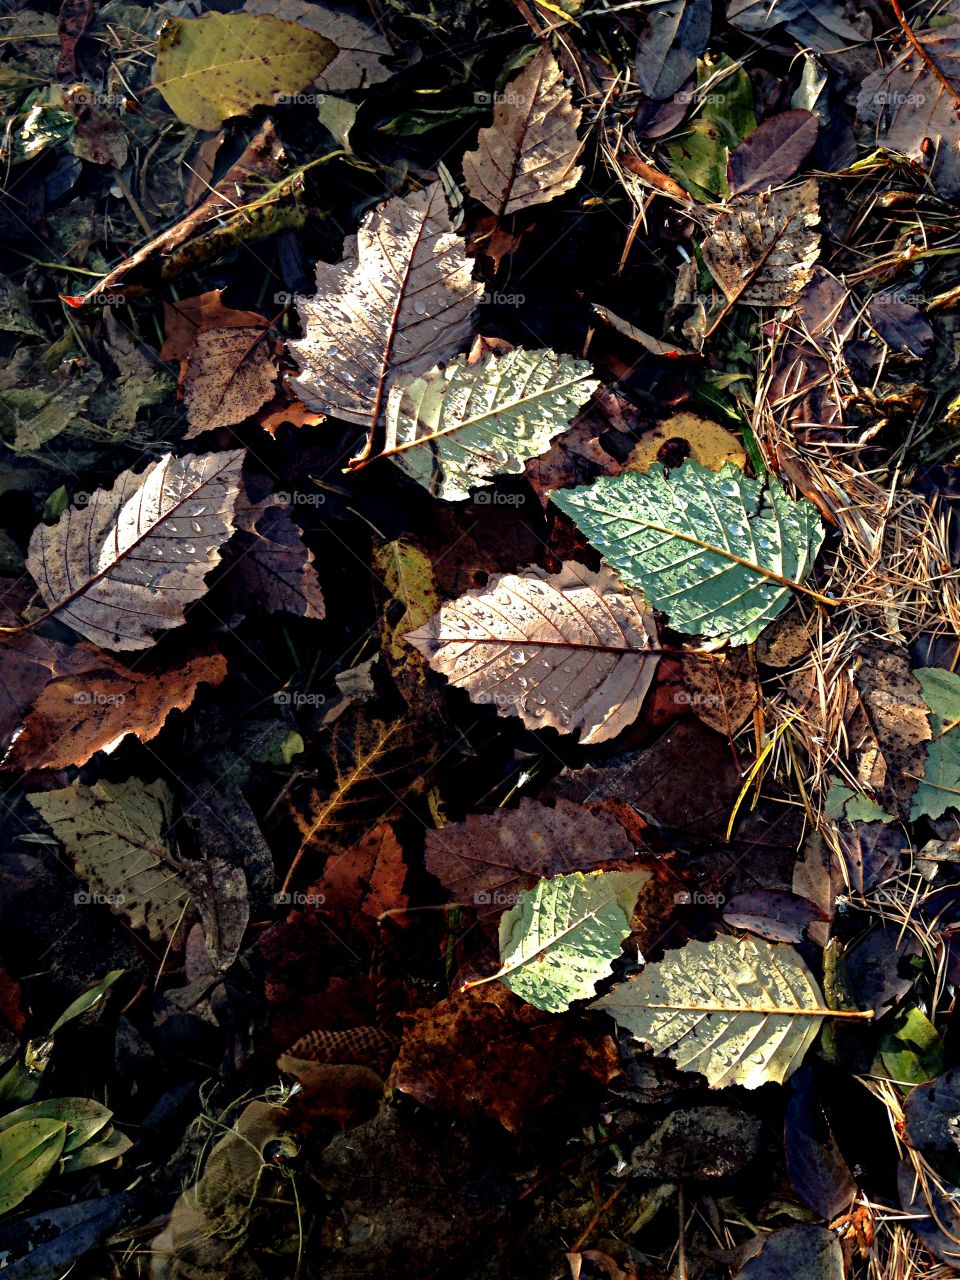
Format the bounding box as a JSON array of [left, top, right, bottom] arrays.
[[3, 0, 960, 1276]]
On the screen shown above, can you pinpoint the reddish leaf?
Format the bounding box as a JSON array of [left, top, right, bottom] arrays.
[[728, 110, 819, 197]]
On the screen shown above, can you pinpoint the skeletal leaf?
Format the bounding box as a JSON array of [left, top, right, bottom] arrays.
[[702, 179, 821, 306], [27, 779, 190, 943], [288, 182, 482, 432], [406, 562, 660, 745], [182, 328, 278, 435], [26, 449, 245, 651], [635, 0, 712, 100], [551, 461, 824, 646], [462, 48, 583, 216], [594, 935, 832, 1088], [372, 347, 598, 499], [486, 869, 650, 1013], [153, 13, 337, 132], [425, 798, 636, 905]]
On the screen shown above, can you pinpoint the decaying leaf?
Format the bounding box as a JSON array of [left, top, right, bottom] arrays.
[[243, 0, 393, 92], [551, 461, 824, 646], [365, 346, 597, 499], [425, 797, 635, 905], [727, 109, 819, 197], [3, 646, 227, 771], [288, 182, 482, 433], [626, 411, 746, 475], [462, 48, 583, 217], [388, 982, 620, 1131], [182, 329, 279, 435], [406, 562, 660, 744], [847, 643, 931, 818], [153, 13, 337, 132], [26, 449, 245, 651], [27, 779, 190, 943], [485, 869, 649, 1012], [229, 479, 325, 619], [594, 935, 835, 1088], [702, 179, 821, 306]]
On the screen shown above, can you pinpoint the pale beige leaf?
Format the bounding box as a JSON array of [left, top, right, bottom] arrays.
[[594, 935, 829, 1088], [27, 779, 190, 943], [287, 182, 482, 430], [183, 328, 278, 435], [463, 48, 583, 217], [702, 180, 820, 307], [26, 449, 245, 651], [406, 562, 660, 745]]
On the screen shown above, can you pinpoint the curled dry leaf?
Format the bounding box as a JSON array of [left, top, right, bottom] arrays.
[[2, 646, 227, 771], [425, 797, 636, 905], [406, 562, 660, 745], [368, 346, 598, 499], [26, 449, 246, 651], [27, 779, 190, 943], [183, 328, 279, 435], [462, 48, 583, 217], [702, 179, 821, 306], [288, 182, 482, 434]]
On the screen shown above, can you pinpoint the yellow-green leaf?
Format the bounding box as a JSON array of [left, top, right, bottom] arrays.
[[0, 1118, 67, 1215], [154, 13, 337, 132]]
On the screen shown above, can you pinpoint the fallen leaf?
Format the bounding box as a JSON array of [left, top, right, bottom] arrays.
[[153, 13, 337, 132], [25, 449, 245, 651], [288, 182, 481, 436], [407, 561, 661, 744], [463, 48, 583, 217], [244, 0, 393, 92], [727, 109, 819, 196], [228, 481, 325, 620], [183, 328, 279, 434], [734, 1223, 845, 1279], [625, 411, 746, 474], [635, 0, 712, 101]]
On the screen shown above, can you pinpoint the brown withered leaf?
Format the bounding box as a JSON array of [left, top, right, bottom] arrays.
[[26, 449, 245, 651], [680, 648, 757, 735], [727, 109, 819, 197], [183, 329, 279, 435], [159, 289, 270, 386], [56, 0, 93, 79], [462, 48, 583, 218], [702, 179, 821, 307], [388, 983, 619, 1132], [848, 641, 931, 817], [229, 477, 324, 619], [309, 822, 407, 920], [406, 562, 660, 745], [425, 798, 635, 905], [288, 182, 481, 437], [0, 626, 66, 760], [3, 646, 227, 771]]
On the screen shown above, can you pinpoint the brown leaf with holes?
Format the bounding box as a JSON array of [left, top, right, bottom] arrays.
[[847, 641, 931, 817], [388, 983, 619, 1131], [287, 182, 481, 438], [425, 798, 635, 905], [183, 328, 280, 435], [3, 645, 227, 771], [406, 562, 660, 745], [463, 48, 583, 217], [702, 179, 821, 306]]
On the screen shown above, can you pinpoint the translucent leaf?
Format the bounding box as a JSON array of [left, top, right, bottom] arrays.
[[0, 1118, 67, 1214], [372, 347, 597, 499], [406, 562, 660, 744], [25, 449, 246, 651], [288, 182, 481, 433], [483, 869, 649, 1013], [594, 935, 831, 1088], [27, 779, 190, 943], [551, 460, 824, 646], [462, 48, 583, 216]]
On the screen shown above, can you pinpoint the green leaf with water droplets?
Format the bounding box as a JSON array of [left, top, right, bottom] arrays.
[[593, 935, 833, 1089], [550, 460, 824, 646], [479, 869, 649, 1013]]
